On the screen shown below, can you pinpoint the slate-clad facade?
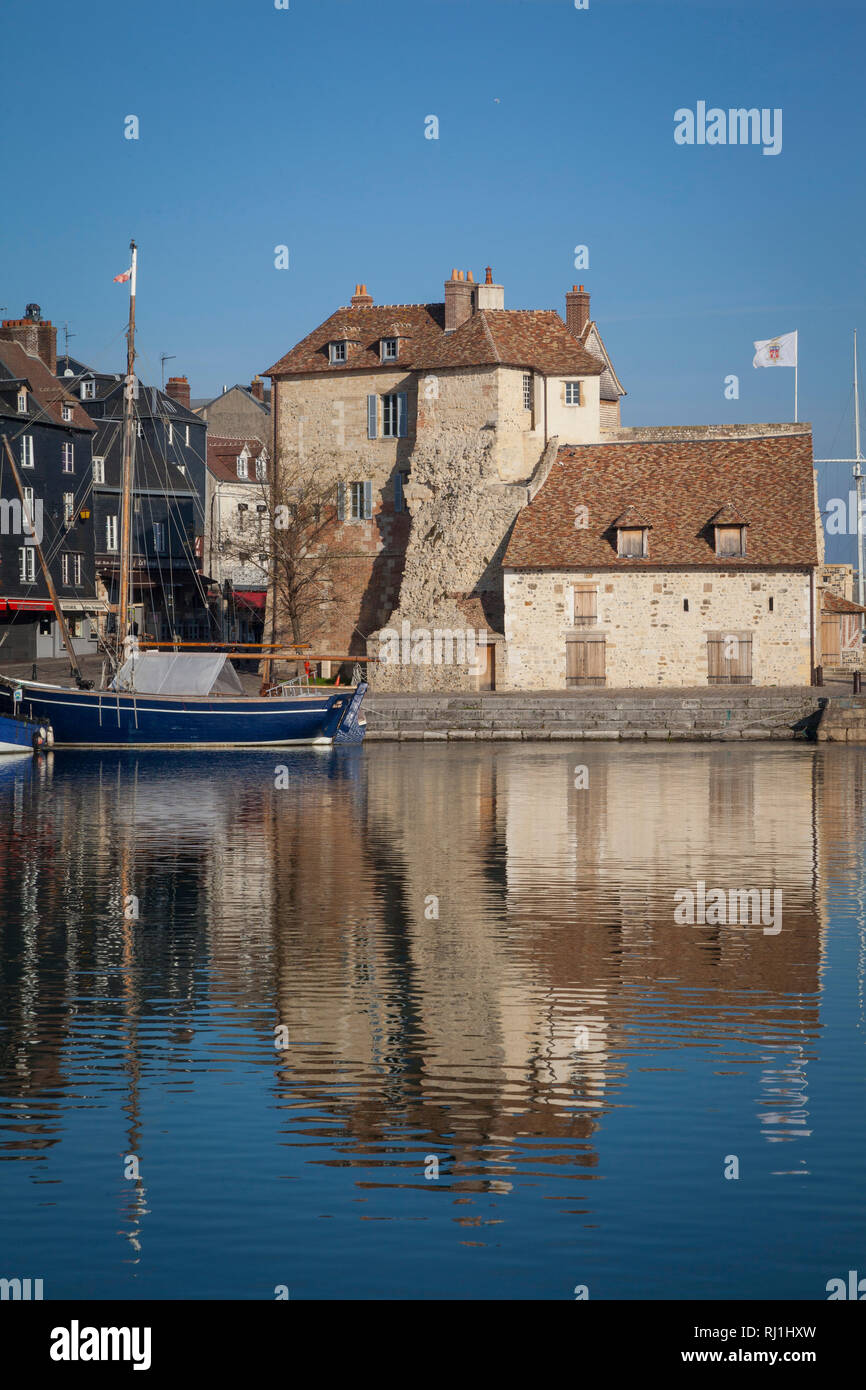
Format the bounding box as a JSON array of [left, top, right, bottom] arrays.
[[0, 330, 99, 661], [58, 356, 213, 642]]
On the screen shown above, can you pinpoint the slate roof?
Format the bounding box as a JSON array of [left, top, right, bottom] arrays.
[[0, 342, 95, 431], [197, 384, 271, 414], [265, 304, 604, 378], [206, 435, 268, 484], [504, 434, 819, 570], [59, 357, 203, 424]]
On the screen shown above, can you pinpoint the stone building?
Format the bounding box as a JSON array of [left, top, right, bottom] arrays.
[[264, 271, 623, 673], [502, 427, 824, 688]]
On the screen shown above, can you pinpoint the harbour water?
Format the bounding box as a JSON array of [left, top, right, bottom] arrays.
[[0, 743, 864, 1300]]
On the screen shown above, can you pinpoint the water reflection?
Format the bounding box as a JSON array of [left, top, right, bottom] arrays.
[[0, 742, 864, 1297]]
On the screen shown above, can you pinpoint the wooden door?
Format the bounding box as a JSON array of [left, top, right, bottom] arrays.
[[566, 637, 605, 686], [821, 614, 840, 665]]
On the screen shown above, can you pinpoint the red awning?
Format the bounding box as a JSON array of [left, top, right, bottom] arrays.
[[233, 590, 267, 611], [0, 599, 55, 613]]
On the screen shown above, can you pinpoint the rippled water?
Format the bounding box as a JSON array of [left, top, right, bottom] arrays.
[[0, 742, 864, 1299]]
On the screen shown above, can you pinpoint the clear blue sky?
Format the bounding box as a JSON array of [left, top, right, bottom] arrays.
[[3, 0, 865, 557]]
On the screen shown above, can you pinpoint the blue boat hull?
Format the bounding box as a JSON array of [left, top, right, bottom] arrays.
[[0, 679, 366, 749], [0, 710, 41, 754]]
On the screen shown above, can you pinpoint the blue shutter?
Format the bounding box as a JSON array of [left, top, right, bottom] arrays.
[[367, 394, 377, 439], [397, 392, 408, 438], [337, 481, 346, 521], [363, 480, 372, 520]]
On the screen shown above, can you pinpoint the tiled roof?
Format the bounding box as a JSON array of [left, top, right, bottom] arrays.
[[504, 434, 819, 570], [0, 342, 95, 431], [708, 502, 749, 526], [206, 435, 267, 483], [265, 304, 604, 377], [823, 591, 866, 614]]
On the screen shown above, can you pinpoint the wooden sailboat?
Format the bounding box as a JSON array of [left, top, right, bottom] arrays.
[[0, 241, 367, 748]]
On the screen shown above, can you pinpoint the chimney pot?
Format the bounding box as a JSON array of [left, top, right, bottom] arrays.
[[166, 375, 191, 410], [444, 267, 474, 331], [466, 270, 474, 283], [485, 267, 494, 285], [565, 284, 591, 338], [350, 283, 374, 308]]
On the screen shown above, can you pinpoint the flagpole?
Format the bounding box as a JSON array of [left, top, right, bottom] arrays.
[[795, 362, 798, 423], [117, 239, 138, 666]]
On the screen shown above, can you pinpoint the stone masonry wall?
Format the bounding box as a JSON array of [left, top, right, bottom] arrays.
[[503, 568, 815, 688]]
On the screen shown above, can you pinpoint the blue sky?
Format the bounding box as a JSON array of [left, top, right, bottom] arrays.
[[3, 0, 865, 557]]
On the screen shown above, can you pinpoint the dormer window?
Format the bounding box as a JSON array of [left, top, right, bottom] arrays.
[[708, 505, 748, 558], [237, 453, 249, 479], [612, 507, 651, 559], [715, 525, 746, 557], [617, 528, 647, 558], [80, 380, 95, 400], [329, 340, 348, 364], [381, 337, 398, 362], [17, 389, 27, 413], [62, 403, 73, 422]]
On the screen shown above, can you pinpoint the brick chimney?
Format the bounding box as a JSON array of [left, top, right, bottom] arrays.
[[165, 375, 191, 410], [475, 265, 505, 312], [0, 305, 58, 374], [250, 375, 265, 402], [445, 269, 474, 333], [350, 283, 374, 308], [566, 284, 591, 338]]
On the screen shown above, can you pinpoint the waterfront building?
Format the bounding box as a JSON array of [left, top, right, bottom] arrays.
[[203, 435, 270, 643], [503, 428, 824, 688], [265, 273, 623, 670], [0, 312, 100, 660], [56, 356, 211, 643]]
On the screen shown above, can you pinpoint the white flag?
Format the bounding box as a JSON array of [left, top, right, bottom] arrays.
[[753, 330, 797, 367]]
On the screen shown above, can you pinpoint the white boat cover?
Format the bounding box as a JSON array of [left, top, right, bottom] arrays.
[[113, 652, 245, 697]]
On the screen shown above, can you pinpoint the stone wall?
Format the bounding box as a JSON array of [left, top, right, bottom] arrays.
[[503, 568, 815, 688], [371, 428, 530, 691]]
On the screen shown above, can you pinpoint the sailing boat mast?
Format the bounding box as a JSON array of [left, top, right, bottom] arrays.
[[116, 240, 138, 662], [854, 331, 864, 605]]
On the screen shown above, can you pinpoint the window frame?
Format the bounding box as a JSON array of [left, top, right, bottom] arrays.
[[106, 515, 118, 552], [20, 435, 34, 468], [17, 389, 27, 413], [92, 457, 105, 484], [380, 337, 398, 363], [80, 380, 96, 401], [564, 380, 581, 406], [63, 492, 75, 525], [523, 373, 533, 411], [62, 441, 75, 473], [329, 340, 348, 365], [19, 546, 36, 584]]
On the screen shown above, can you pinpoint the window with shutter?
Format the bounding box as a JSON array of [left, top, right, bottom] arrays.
[[573, 585, 597, 626], [715, 525, 746, 557], [397, 392, 408, 438], [337, 481, 346, 520], [367, 395, 378, 439], [617, 528, 646, 558]]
